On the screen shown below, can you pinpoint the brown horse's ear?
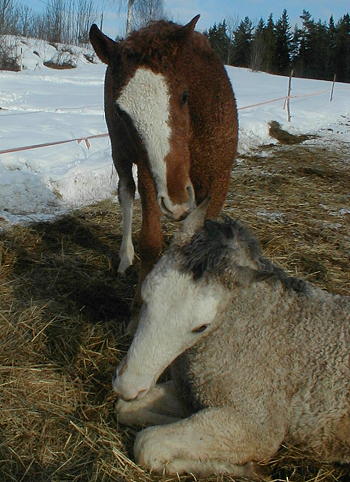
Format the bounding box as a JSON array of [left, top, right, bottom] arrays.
[[182, 15, 200, 34], [89, 24, 117, 64], [173, 15, 200, 42]]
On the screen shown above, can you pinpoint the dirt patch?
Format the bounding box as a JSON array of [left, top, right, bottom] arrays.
[[269, 120, 315, 144], [43, 61, 76, 69], [0, 139, 349, 481]]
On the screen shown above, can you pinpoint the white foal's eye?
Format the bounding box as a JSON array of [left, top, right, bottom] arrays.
[[191, 324, 209, 334]]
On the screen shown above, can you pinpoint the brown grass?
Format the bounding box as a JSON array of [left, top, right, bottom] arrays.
[[0, 138, 349, 481], [43, 61, 76, 69]]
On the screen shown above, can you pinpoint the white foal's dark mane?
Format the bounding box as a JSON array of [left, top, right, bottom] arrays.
[[180, 217, 310, 294]]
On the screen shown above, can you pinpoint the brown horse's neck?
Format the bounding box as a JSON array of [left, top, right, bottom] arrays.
[[181, 36, 238, 215]]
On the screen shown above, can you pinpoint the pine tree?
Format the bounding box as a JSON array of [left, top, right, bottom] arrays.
[[335, 14, 350, 82], [292, 10, 316, 78], [261, 14, 276, 73], [250, 18, 265, 71], [231, 16, 253, 67], [327, 16, 337, 77], [275, 9, 291, 74], [207, 21, 230, 63], [313, 19, 331, 79]]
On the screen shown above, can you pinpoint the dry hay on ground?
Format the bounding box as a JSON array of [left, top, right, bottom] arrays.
[[0, 138, 349, 481]]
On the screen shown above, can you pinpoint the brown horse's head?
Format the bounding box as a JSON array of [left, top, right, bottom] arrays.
[[90, 16, 201, 220]]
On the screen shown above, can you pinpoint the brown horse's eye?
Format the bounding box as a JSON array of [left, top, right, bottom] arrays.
[[182, 91, 189, 104], [192, 324, 209, 334]]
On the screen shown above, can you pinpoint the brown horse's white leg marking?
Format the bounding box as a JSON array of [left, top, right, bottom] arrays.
[[118, 177, 135, 273]]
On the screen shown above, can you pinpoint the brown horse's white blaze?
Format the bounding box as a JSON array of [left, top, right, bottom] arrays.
[[117, 67, 195, 221]]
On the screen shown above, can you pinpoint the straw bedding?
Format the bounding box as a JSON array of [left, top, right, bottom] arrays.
[[0, 137, 349, 481]]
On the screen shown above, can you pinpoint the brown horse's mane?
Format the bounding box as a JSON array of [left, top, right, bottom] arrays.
[[120, 19, 212, 62]]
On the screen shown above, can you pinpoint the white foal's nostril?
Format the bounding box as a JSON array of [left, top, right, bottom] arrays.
[[112, 358, 150, 400], [121, 388, 148, 402], [115, 387, 149, 402]]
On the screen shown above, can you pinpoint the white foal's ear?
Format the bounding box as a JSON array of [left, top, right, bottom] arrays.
[[174, 197, 210, 245]]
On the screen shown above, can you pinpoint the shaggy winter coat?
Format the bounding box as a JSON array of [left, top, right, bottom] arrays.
[[114, 209, 350, 477]]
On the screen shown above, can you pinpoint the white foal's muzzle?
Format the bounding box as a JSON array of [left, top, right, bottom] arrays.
[[112, 357, 152, 401]]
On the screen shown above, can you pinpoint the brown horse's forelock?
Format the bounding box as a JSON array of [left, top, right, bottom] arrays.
[[120, 20, 187, 64]]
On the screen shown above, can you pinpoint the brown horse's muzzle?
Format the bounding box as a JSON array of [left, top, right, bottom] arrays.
[[159, 184, 196, 221]]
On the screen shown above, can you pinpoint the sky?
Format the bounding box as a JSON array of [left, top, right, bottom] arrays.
[[26, 0, 350, 38]]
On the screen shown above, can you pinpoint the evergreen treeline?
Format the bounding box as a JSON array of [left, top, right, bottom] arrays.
[[206, 10, 350, 83]]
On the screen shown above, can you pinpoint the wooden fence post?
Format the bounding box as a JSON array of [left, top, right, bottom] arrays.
[[330, 74, 336, 102], [285, 69, 294, 122]]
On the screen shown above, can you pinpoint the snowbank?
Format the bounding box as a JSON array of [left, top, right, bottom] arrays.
[[1, 35, 97, 70]]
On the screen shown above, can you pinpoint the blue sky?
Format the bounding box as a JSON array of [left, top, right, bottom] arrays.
[[27, 0, 350, 38]]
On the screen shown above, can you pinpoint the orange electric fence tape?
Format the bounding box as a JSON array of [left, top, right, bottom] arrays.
[[0, 133, 109, 155], [0, 87, 343, 156]]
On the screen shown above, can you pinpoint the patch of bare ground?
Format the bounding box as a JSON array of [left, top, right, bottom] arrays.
[[0, 138, 349, 481], [228, 140, 350, 296]]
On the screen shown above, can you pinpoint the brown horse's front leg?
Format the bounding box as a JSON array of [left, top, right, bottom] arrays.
[[128, 165, 163, 334]]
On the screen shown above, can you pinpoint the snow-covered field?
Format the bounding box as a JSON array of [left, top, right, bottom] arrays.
[[1, 39, 349, 227]]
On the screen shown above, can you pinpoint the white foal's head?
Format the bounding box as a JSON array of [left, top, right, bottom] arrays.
[[112, 201, 227, 401], [112, 200, 268, 401]]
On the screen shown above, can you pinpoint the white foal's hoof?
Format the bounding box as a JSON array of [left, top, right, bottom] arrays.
[[115, 398, 133, 425], [134, 426, 176, 473], [134, 427, 265, 478]]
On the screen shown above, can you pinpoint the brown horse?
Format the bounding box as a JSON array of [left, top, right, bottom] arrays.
[[89, 15, 238, 306]]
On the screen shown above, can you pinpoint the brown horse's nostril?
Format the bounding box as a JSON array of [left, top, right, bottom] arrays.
[[160, 196, 173, 216], [136, 388, 148, 399], [186, 184, 196, 207], [159, 194, 194, 220]]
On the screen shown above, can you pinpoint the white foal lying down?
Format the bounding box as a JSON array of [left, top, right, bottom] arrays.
[[113, 202, 350, 478]]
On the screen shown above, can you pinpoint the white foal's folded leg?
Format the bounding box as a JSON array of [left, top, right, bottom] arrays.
[[134, 406, 284, 477], [116, 381, 189, 427], [165, 459, 262, 478]]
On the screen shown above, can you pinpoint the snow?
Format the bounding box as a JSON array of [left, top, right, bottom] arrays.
[[230, 66, 350, 151], [3, 35, 97, 70], [1, 38, 350, 227]]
